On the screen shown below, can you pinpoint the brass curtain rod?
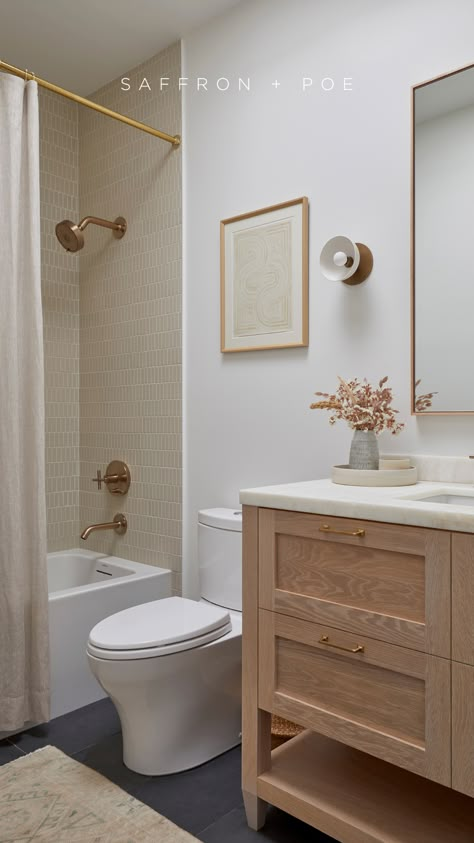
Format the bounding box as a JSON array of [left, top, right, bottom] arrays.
[[0, 59, 181, 146]]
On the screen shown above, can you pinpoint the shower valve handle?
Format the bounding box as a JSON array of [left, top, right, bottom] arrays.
[[92, 461, 131, 496], [92, 469, 103, 490]]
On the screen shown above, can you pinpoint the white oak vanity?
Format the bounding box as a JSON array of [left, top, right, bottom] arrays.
[[241, 470, 474, 842]]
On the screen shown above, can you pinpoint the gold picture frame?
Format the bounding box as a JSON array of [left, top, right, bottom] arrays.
[[220, 197, 309, 353]]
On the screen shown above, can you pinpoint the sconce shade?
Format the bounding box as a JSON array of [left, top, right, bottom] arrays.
[[320, 236, 373, 285]]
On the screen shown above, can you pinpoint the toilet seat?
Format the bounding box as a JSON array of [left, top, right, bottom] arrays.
[[87, 596, 232, 661]]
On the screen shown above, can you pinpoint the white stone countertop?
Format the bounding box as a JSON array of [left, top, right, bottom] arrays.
[[239, 477, 474, 533]]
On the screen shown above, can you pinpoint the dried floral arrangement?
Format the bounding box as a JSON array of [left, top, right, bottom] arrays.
[[414, 379, 437, 413], [310, 376, 404, 435]]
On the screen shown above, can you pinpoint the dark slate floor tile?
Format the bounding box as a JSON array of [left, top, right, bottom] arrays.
[[133, 745, 243, 836], [73, 732, 151, 798], [0, 740, 24, 766], [199, 806, 338, 843], [3, 697, 338, 843], [9, 697, 121, 756]]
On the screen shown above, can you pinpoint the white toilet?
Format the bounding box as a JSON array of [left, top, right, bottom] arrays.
[[86, 508, 242, 776]]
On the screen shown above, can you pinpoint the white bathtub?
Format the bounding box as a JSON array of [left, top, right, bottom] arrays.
[[48, 549, 171, 718]]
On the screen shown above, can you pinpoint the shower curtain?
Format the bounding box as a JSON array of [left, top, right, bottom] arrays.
[[0, 73, 50, 731]]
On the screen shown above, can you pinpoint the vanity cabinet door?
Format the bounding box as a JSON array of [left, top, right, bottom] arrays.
[[259, 509, 451, 657], [452, 533, 474, 665], [258, 609, 451, 787], [452, 662, 474, 797]]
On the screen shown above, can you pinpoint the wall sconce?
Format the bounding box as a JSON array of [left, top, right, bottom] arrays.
[[320, 236, 373, 285]]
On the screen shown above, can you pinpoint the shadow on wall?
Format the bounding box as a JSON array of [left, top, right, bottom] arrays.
[[337, 280, 374, 343]]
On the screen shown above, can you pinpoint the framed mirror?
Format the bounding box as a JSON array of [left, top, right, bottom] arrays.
[[412, 62, 474, 414]]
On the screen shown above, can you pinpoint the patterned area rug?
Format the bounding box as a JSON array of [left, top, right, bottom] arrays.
[[0, 745, 197, 842]]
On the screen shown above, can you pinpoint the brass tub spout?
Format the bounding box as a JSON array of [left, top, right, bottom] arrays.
[[80, 513, 127, 540]]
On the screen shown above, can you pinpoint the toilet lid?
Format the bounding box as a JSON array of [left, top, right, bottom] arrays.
[[88, 596, 231, 652]]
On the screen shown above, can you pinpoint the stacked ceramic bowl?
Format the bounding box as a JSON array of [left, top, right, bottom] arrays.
[[332, 456, 417, 487]]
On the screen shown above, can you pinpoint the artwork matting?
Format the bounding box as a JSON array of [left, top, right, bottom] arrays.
[[220, 197, 309, 352]]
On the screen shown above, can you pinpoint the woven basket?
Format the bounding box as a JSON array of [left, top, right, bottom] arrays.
[[271, 715, 304, 739]]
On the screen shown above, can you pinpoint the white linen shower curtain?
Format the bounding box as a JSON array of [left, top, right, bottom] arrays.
[[0, 73, 50, 731]]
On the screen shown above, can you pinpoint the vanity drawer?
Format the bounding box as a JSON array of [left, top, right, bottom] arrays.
[[258, 508, 451, 656], [258, 609, 451, 786], [452, 533, 474, 665], [452, 662, 474, 797]]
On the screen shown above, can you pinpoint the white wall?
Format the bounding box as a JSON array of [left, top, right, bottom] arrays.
[[182, 0, 474, 597], [415, 104, 474, 411]]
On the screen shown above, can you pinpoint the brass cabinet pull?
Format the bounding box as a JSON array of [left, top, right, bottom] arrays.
[[319, 635, 365, 654], [319, 524, 365, 537]]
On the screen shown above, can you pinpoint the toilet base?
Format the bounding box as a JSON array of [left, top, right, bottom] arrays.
[[88, 628, 242, 776], [122, 719, 241, 776]]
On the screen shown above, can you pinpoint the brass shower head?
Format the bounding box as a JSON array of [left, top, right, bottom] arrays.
[[55, 215, 127, 252]]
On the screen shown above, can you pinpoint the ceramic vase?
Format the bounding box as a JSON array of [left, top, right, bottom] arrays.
[[349, 429, 379, 470]]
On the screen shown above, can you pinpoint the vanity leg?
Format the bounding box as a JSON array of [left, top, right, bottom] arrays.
[[242, 707, 271, 830], [242, 506, 272, 830], [243, 790, 268, 830]]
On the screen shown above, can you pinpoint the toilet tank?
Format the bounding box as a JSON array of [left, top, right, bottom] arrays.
[[198, 508, 242, 611]]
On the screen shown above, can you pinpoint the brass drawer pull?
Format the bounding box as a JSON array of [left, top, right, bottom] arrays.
[[319, 524, 365, 537], [319, 635, 365, 654]]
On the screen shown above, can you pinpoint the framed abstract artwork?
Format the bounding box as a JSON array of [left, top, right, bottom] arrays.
[[220, 196, 309, 352]]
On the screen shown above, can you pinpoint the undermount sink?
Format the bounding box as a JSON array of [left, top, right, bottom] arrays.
[[402, 493, 474, 507]]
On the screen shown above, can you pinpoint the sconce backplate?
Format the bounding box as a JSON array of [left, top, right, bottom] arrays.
[[342, 243, 374, 285]]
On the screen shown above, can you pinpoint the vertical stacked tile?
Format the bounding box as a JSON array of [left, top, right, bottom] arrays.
[[79, 44, 182, 593], [39, 89, 80, 551]]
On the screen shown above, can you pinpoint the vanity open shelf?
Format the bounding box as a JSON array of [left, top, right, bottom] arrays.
[[259, 730, 474, 843], [241, 500, 474, 841]]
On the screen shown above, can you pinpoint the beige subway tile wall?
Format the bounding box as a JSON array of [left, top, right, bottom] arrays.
[[40, 89, 80, 551], [78, 44, 182, 593]]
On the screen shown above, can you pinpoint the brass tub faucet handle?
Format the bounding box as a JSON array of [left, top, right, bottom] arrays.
[[91, 461, 131, 495], [92, 469, 103, 490]]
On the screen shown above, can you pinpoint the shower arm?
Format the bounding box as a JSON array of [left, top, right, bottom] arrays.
[[78, 216, 126, 233]]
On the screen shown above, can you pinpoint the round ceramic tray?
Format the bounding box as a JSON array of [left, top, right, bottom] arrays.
[[331, 465, 418, 487]]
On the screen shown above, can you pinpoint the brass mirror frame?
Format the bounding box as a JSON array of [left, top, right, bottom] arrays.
[[411, 60, 474, 415]]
